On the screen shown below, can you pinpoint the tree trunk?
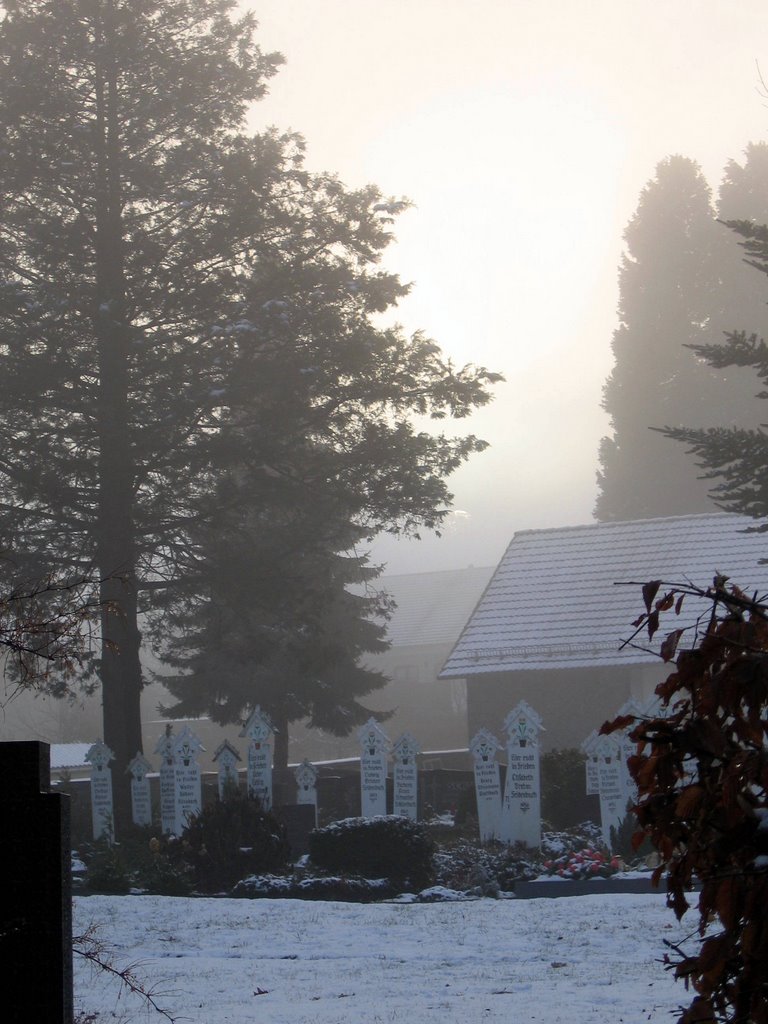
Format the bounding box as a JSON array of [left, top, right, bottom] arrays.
[[94, 3, 143, 835], [272, 711, 290, 774]]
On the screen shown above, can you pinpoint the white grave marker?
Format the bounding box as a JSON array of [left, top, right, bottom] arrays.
[[212, 740, 241, 800], [615, 699, 644, 805], [392, 732, 420, 820], [154, 727, 177, 834], [239, 707, 274, 809], [173, 726, 203, 834], [499, 701, 543, 848], [85, 740, 115, 841], [595, 733, 627, 848], [581, 730, 600, 796], [294, 759, 319, 824], [470, 728, 502, 841], [127, 752, 152, 827], [359, 718, 390, 817]]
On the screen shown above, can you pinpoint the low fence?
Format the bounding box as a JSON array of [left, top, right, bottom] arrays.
[[56, 764, 477, 847]]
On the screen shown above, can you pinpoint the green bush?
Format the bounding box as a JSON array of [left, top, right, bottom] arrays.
[[80, 827, 193, 896], [81, 839, 132, 895], [171, 792, 291, 893], [541, 747, 600, 830], [309, 815, 434, 891]]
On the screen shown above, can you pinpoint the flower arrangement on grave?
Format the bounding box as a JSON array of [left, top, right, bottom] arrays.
[[542, 846, 621, 880]]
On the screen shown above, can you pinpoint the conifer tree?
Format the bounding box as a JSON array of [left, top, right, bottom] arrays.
[[596, 156, 726, 521], [660, 218, 768, 522], [0, 1, 499, 828]]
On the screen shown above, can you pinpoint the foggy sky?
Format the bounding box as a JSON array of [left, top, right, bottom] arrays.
[[246, 0, 768, 575]]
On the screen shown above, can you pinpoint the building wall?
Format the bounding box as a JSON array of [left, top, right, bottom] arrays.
[[466, 662, 668, 751]]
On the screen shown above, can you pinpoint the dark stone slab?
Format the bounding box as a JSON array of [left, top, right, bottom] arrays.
[[1, 741, 73, 1024], [515, 876, 664, 899]]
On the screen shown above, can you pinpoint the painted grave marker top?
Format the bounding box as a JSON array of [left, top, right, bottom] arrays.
[[470, 727, 502, 763], [504, 700, 544, 748], [359, 717, 390, 756], [173, 724, 204, 763], [85, 739, 114, 769], [392, 731, 420, 764], [239, 706, 274, 743], [127, 752, 151, 780], [294, 759, 318, 791], [154, 726, 175, 763], [213, 739, 241, 768]]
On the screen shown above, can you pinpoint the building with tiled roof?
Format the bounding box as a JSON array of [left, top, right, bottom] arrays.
[[441, 513, 768, 750]]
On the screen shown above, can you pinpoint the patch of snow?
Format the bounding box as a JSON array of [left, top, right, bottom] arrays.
[[73, 892, 693, 1023]]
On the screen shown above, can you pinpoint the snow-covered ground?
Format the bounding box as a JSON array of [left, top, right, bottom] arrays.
[[73, 892, 694, 1023]]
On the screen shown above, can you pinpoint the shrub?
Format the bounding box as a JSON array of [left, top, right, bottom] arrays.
[[171, 792, 290, 893], [79, 827, 193, 896], [309, 815, 434, 890], [541, 747, 600, 830], [604, 577, 768, 1024], [81, 839, 132, 895]]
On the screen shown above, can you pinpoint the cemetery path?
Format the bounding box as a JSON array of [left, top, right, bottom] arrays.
[[74, 893, 689, 1023]]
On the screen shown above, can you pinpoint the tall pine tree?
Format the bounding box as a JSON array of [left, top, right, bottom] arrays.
[[660, 210, 768, 522], [596, 156, 728, 520], [0, 1, 499, 828]]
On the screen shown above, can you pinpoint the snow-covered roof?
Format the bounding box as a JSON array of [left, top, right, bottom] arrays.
[[50, 743, 92, 771], [378, 565, 494, 647], [441, 513, 768, 676]]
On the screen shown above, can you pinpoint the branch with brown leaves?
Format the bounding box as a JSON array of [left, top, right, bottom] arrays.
[[603, 577, 768, 1024], [0, 571, 103, 696]]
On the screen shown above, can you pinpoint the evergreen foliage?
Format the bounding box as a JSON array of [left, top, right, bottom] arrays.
[[308, 815, 435, 890], [0, 1, 500, 828], [171, 791, 290, 893], [661, 217, 768, 520], [596, 151, 765, 521]]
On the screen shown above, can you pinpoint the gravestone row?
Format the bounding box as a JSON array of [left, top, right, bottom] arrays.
[[84, 696, 649, 849], [358, 719, 420, 820], [469, 696, 663, 851], [83, 706, 319, 841], [469, 700, 543, 846]]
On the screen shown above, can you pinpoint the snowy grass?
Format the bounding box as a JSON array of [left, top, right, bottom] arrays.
[[74, 892, 692, 1023]]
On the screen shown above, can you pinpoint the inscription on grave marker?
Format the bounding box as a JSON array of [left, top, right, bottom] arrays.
[[85, 740, 114, 841], [240, 707, 274, 809], [499, 701, 543, 848], [359, 718, 389, 817], [470, 728, 502, 842], [128, 752, 152, 827], [392, 732, 420, 820], [154, 727, 177, 834], [173, 726, 203, 834]]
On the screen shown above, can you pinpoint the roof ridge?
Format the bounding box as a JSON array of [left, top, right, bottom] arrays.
[[509, 511, 752, 541], [379, 564, 495, 583]]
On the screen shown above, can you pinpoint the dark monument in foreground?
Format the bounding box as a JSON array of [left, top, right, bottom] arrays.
[[1, 741, 73, 1024]]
